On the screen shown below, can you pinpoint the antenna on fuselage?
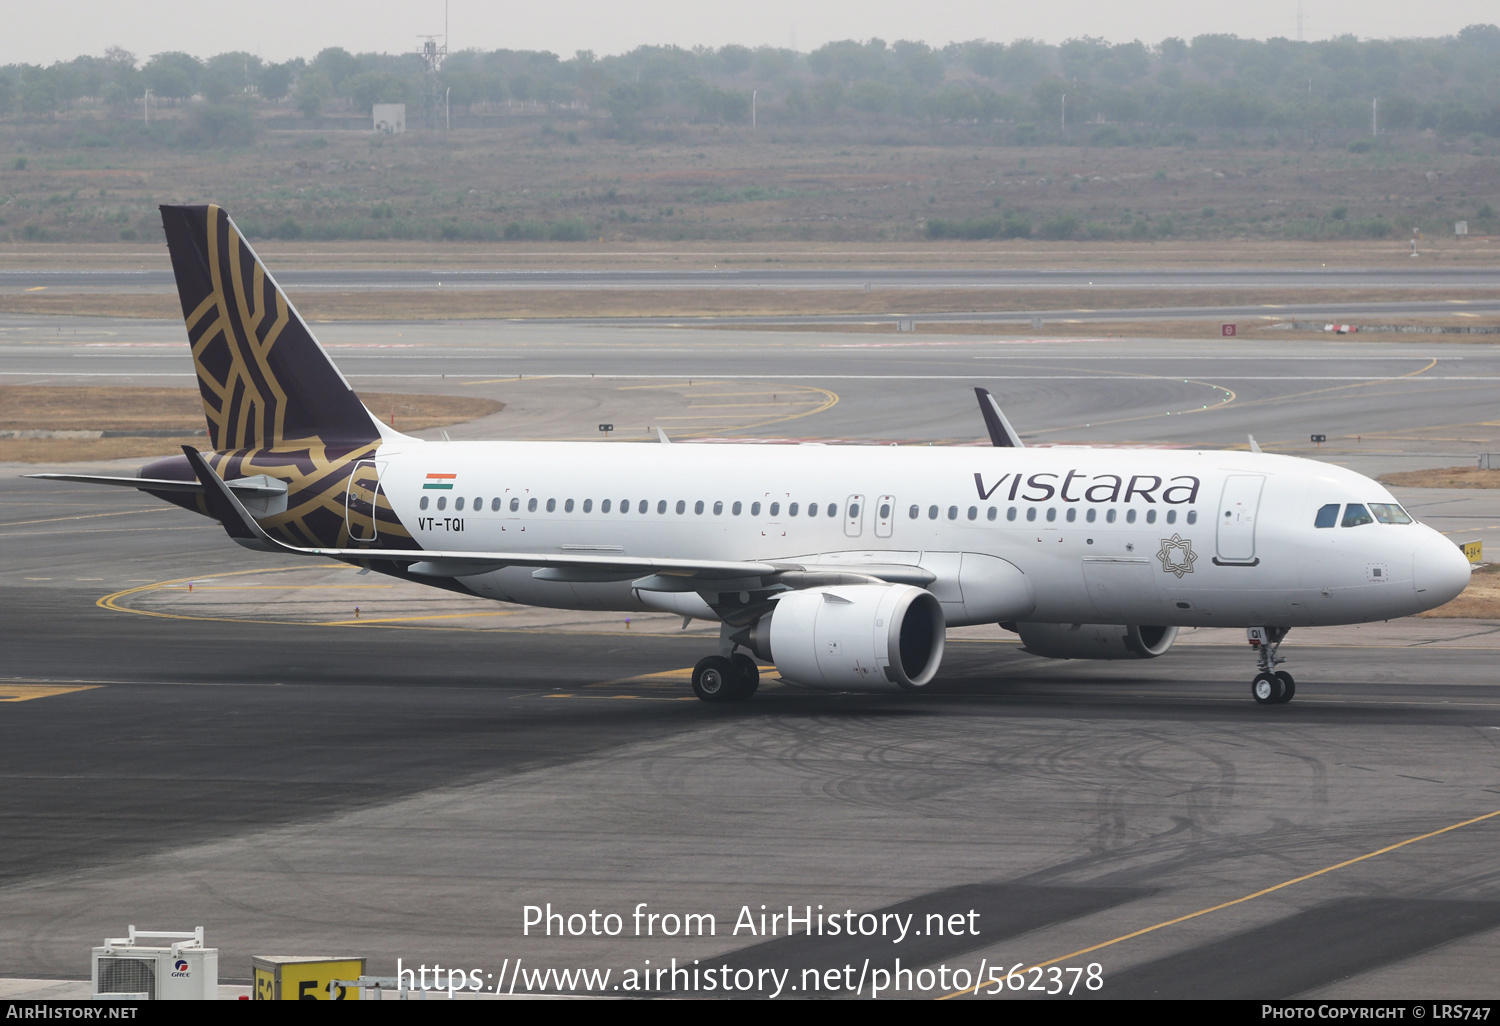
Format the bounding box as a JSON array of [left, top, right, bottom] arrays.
[[1248, 434, 1263, 453], [974, 387, 1024, 448]]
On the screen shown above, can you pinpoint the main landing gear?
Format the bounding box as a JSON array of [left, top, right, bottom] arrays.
[[692, 652, 760, 703], [1248, 626, 1295, 705]]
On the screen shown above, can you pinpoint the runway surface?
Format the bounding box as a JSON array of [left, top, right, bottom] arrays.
[[4, 320, 1500, 998], [4, 266, 1499, 293]]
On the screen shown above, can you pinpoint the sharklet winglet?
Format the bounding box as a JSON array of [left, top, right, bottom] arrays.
[[974, 387, 1024, 448]]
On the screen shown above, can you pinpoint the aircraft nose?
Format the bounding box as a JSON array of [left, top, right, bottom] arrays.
[[1413, 534, 1472, 610]]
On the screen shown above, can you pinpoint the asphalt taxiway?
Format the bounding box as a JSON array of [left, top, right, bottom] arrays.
[[4, 321, 1500, 998], [4, 266, 1499, 292]]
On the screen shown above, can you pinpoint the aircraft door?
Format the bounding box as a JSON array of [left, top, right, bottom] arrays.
[[874, 495, 895, 539], [844, 494, 866, 538], [344, 460, 385, 542], [1216, 474, 1265, 564]]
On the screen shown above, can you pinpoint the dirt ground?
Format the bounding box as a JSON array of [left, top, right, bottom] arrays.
[[0, 387, 502, 462], [1379, 466, 1500, 488]]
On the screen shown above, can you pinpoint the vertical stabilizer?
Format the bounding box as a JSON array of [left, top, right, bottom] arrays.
[[159, 204, 380, 452]]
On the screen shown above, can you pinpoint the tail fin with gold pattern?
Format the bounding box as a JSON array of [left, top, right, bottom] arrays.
[[159, 204, 381, 453]]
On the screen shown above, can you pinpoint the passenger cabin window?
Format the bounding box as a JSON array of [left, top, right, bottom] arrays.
[[1046, 508, 1057, 522], [658, 500, 668, 514], [986, 506, 997, 521], [788, 502, 798, 517], [1342, 503, 1375, 528], [621, 499, 630, 514], [491, 498, 501, 512], [1166, 510, 1176, 524], [713, 501, 723, 515], [455, 497, 465, 511], [583, 499, 593, 513], [1186, 510, 1198, 524], [1007, 507, 1017, 521], [602, 499, 612, 513], [676, 500, 687, 515], [1369, 503, 1413, 524], [639, 500, 648, 514], [909, 505, 920, 519], [1026, 508, 1036, 522], [437, 496, 447, 510], [546, 498, 556, 512], [1314, 503, 1340, 528], [510, 497, 520, 512], [1086, 509, 1096, 523], [565, 499, 574, 512], [527, 498, 538, 512], [733, 501, 742, 516], [948, 506, 958, 520], [770, 502, 780, 517], [928, 506, 939, 520], [420, 496, 429, 510], [751, 502, 762, 516]]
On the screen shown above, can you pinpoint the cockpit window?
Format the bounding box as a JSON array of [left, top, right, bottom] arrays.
[[1314, 503, 1339, 528], [1341, 503, 1374, 528], [1369, 502, 1413, 525]]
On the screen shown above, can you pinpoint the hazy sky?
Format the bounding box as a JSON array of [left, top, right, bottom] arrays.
[[12, 1, 1500, 66]]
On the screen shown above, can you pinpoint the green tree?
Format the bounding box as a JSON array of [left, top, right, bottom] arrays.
[[259, 62, 294, 102], [309, 47, 359, 90], [294, 70, 333, 117], [344, 71, 418, 113], [143, 51, 201, 101]]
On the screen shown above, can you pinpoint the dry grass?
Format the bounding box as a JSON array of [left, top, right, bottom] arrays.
[[0, 387, 503, 463], [1379, 466, 1500, 489], [2, 286, 1494, 323], [5, 128, 1500, 254], [6, 237, 1500, 272], [1419, 565, 1500, 618]]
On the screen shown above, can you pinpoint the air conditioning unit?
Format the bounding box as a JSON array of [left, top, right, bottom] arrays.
[[92, 926, 218, 1000]]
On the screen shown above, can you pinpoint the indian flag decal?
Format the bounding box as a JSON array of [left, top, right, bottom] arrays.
[[423, 473, 457, 490]]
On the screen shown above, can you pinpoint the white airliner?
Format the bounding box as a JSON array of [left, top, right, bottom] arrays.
[[32, 205, 1473, 705]]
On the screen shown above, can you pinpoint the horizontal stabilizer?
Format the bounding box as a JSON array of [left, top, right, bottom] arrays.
[[26, 472, 288, 498], [974, 387, 1024, 448]]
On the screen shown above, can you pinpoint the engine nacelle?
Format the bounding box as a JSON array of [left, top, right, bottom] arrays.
[[747, 584, 945, 691], [1010, 622, 1179, 660]]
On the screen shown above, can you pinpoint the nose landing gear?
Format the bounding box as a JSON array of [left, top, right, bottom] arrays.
[[1248, 627, 1295, 704]]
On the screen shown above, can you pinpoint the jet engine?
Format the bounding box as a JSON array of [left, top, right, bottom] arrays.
[[1009, 622, 1179, 660], [742, 584, 945, 690]]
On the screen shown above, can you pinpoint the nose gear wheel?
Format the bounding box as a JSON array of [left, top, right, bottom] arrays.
[[1248, 627, 1295, 704]]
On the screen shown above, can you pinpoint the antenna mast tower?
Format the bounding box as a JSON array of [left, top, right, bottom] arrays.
[[416, 2, 449, 130]]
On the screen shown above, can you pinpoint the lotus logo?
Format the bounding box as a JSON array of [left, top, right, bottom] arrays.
[[1156, 534, 1199, 578]]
